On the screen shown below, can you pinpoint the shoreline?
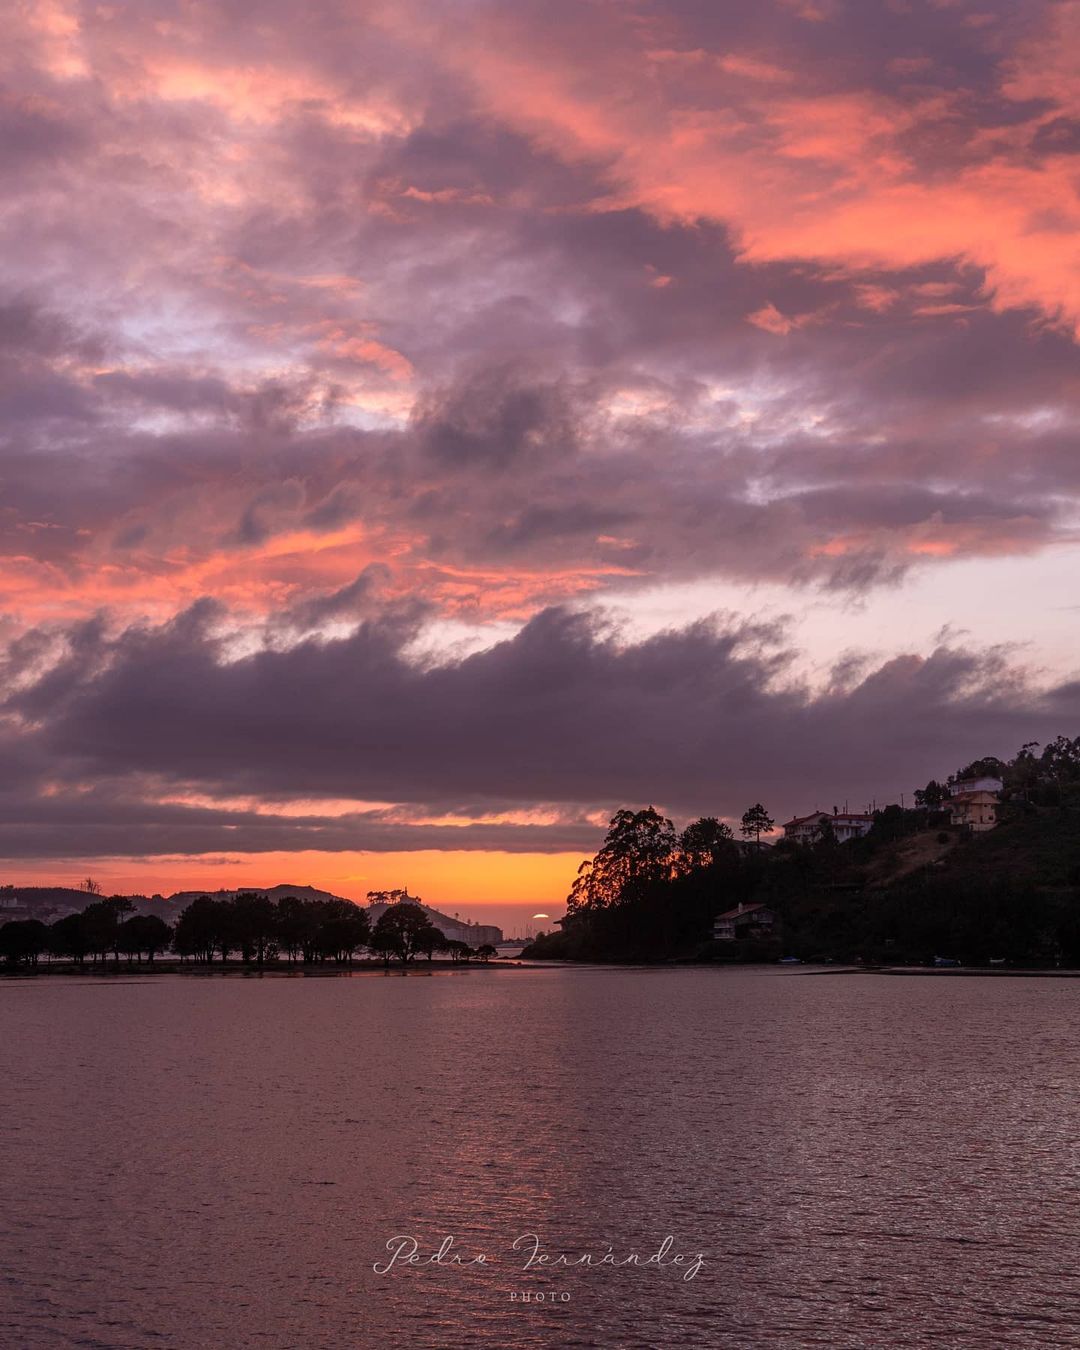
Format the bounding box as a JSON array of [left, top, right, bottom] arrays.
[[0, 957, 544, 978], [7, 959, 1080, 980]]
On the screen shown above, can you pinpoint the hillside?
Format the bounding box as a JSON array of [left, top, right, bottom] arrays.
[[0, 887, 98, 921], [166, 883, 354, 908], [524, 804, 1080, 966]]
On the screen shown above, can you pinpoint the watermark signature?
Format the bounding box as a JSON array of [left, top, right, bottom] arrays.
[[372, 1232, 705, 1284]]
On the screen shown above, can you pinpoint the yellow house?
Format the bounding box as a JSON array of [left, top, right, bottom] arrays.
[[949, 789, 998, 832]]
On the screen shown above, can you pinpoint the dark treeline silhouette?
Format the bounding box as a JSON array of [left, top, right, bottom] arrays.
[[0, 895, 492, 972], [1, 896, 172, 969], [526, 733, 1080, 965]]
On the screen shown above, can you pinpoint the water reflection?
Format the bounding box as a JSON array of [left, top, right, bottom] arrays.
[[3, 969, 1080, 1347]]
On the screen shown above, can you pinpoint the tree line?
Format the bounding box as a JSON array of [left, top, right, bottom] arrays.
[[528, 731, 1080, 963], [554, 806, 769, 959], [0, 894, 498, 970]]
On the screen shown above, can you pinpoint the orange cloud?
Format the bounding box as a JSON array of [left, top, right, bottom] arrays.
[[428, 4, 1080, 335], [10, 850, 579, 927]]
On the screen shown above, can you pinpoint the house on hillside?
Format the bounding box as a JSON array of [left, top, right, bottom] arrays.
[[0, 894, 31, 924], [782, 810, 875, 845], [949, 787, 999, 833], [713, 902, 777, 941]]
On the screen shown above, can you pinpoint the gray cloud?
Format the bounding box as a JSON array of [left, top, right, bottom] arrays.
[[0, 601, 1073, 858]]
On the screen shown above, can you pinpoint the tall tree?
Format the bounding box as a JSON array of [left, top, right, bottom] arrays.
[[567, 808, 678, 912], [740, 803, 775, 848], [80, 896, 133, 963], [231, 894, 277, 966], [275, 896, 316, 962]]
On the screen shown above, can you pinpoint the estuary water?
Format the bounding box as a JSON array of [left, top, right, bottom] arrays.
[[3, 966, 1080, 1349]]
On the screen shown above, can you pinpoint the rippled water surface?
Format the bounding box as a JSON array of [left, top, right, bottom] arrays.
[[5, 967, 1080, 1348]]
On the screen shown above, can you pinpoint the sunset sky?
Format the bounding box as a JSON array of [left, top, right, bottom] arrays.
[[4, 0, 1080, 928]]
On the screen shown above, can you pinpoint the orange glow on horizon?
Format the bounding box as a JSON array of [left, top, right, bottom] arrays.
[[8, 850, 581, 930]]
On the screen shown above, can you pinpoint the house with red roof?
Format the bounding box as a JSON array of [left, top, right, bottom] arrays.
[[782, 810, 875, 845]]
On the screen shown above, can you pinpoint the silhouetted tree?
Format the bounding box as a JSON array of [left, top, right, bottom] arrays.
[[678, 817, 736, 872], [372, 903, 443, 965], [366, 888, 414, 906], [275, 896, 316, 962], [414, 923, 446, 963], [0, 919, 48, 967], [119, 914, 172, 963], [913, 779, 948, 809], [173, 896, 225, 964], [231, 893, 277, 966], [567, 807, 678, 912], [952, 756, 1007, 784], [740, 803, 774, 847], [80, 896, 133, 963], [318, 901, 371, 963], [49, 912, 90, 966]]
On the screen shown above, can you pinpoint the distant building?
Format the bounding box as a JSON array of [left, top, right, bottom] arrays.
[[782, 810, 875, 845], [0, 895, 31, 923], [952, 776, 1004, 796], [713, 902, 778, 941], [949, 788, 999, 833]]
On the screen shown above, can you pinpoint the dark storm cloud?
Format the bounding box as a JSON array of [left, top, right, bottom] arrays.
[[0, 787, 599, 859], [0, 601, 1074, 858], [415, 365, 581, 470]]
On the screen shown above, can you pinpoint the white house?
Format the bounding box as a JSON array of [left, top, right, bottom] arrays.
[[782, 810, 875, 845], [951, 776, 1004, 796]]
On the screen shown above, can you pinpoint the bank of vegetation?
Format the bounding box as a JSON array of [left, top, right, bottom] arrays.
[[523, 735, 1080, 966], [0, 895, 497, 972]]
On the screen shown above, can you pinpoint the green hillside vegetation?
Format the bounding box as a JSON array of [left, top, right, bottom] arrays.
[[523, 734, 1080, 966]]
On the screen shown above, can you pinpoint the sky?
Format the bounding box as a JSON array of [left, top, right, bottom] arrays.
[[3, 0, 1080, 930]]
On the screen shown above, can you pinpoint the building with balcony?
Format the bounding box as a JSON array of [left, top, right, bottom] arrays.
[[713, 902, 778, 941]]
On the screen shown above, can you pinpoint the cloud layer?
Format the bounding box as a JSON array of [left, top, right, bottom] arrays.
[[2, 1, 1079, 874], [3, 600, 1077, 858]]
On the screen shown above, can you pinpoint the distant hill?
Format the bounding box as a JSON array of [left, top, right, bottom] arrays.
[[1, 881, 503, 948], [166, 885, 502, 946], [0, 886, 97, 921], [524, 804, 1080, 965], [0, 882, 352, 923], [166, 883, 355, 908]]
